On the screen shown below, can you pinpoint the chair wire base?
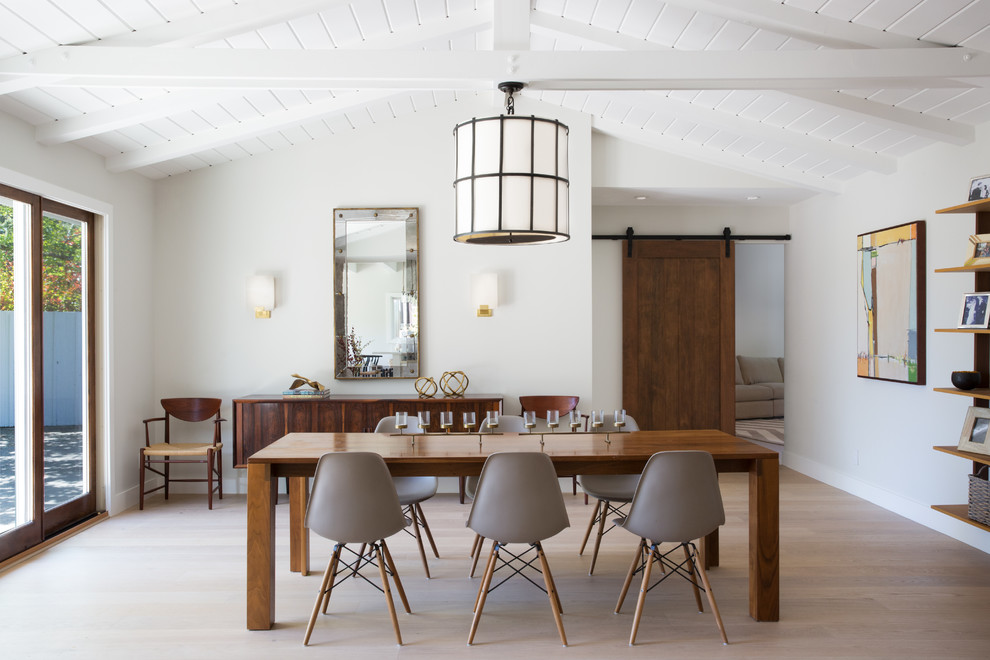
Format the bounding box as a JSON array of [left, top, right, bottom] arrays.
[[303, 540, 410, 647], [469, 541, 567, 646], [614, 539, 728, 646], [578, 498, 628, 575]]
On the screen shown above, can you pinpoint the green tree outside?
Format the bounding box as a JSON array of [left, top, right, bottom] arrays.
[[1, 203, 83, 312]]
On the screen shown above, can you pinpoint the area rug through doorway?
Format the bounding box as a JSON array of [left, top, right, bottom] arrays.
[[735, 417, 784, 446]]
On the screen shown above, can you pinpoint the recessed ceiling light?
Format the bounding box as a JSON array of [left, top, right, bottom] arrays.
[[634, 195, 647, 200], [746, 195, 761, 201]]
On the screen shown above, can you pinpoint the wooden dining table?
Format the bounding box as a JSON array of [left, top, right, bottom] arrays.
[[245, 429, 780, 630]]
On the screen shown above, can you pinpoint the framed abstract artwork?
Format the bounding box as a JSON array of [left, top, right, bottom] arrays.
[[856, 221, 926, 384]]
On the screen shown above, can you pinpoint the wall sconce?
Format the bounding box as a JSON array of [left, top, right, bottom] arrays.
[[247, 275, 275, 319], [471, 272, 498, 317]]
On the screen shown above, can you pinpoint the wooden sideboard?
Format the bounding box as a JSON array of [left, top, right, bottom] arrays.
[[231, 393, 503, 467]]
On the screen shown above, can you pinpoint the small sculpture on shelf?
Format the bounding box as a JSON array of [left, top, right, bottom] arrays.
[[283, 374, 329, 399], [439, 370, 469, 397], [415, 376, 438, 398], [951, 370, 982, 391]]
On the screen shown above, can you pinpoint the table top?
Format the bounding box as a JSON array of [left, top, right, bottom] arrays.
[[248, 429, 779, 467]]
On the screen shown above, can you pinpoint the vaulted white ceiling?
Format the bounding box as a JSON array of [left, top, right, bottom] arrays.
[[1, 0, 989, 205]]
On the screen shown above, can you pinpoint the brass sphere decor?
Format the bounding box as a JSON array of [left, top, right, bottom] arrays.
[[439, 370, 469, 397], [415, 376, 438, 398]]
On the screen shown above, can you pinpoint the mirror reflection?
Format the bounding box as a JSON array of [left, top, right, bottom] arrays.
[[334, 208, 419, 379]]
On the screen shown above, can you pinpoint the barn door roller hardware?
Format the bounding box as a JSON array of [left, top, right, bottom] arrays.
[[592, 226, 791, 257]]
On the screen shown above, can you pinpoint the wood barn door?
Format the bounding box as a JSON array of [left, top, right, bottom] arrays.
[[622, 240, 735, 433]]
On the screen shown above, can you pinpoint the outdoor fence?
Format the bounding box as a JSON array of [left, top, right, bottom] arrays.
[[0, 311, 83, 427]]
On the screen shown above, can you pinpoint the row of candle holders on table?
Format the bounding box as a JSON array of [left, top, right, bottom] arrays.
[[391, 409, 630, 445]]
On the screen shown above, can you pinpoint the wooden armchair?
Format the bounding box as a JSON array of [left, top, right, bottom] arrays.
[[519, 395, 581, 494], [139, 397, 224, 510]]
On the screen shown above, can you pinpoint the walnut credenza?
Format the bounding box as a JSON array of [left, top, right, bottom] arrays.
[[231, 393, 503, 467]]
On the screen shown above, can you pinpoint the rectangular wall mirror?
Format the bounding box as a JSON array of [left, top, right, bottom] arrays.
[[334, 208, 419, 379]]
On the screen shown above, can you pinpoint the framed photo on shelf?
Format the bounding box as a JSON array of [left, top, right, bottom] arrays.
[[964, 234, 990, 267], [958, 292, 990, 329], [959, 406, 990, 455], [969, 174, 990, 201]]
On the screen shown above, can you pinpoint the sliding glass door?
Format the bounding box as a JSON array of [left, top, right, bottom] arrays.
[[0, 184, 96, 562]]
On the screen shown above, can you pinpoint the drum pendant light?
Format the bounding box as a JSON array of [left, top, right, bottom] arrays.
[[453, 82, 569, 245]]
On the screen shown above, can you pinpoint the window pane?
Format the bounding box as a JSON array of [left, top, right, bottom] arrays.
[[0, 195, 33, 532], [40, 211, 87, 511]]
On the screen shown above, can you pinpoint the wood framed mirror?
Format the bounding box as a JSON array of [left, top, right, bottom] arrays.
[[333, 208, 419, 379]]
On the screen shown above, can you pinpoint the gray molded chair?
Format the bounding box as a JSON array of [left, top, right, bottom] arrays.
[[467, 415, 532, 576], [374, 416, 439, 577], [303, 452, 411, 646], [577, 413, 641, 575], [466, 452, 570, 646], [614, 451, 728, 646]]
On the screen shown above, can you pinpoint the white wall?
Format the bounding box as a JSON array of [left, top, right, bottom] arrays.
[[0, 111, 156, 516], [787, 124, 990, 553], [153, 95, 594, 493]]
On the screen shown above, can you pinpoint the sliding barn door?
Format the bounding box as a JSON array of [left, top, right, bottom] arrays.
[[622, 240, 735, 433]]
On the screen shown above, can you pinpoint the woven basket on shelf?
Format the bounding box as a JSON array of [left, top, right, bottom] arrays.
[[968, 465, 990, 526]]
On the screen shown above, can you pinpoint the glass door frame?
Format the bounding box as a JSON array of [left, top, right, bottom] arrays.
[[0, 183, 97, 560]]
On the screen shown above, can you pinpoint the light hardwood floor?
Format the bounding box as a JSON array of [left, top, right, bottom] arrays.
[[2, 467, 989, 659]]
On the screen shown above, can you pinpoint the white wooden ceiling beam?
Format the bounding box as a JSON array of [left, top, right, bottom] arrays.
[[628, 91, 897, 174], [3, 47, 986, 90], [0, 0, 357, 96], [104, 90, 400, 173], [788, 89, 975, 146], [531, 12, 974, 146], [593, 116, 845, 194], [34, 11, 493, 145], [93, 0, 357, 48], [661, 0, 939, 50]]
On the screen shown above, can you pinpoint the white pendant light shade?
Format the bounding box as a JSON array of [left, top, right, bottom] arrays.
[[453, 85, 569, 245]]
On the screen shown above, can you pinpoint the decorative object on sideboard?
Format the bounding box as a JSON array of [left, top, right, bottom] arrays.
[[283, 374, 329, 399], [338, 327, 371, 375], [968, 174, 990, 201], [439, 370, 469, 397], [958, 406, 990, 455], [246, 274, 275, 319], [415, 377, 438, 398], [453, 81, 569, 245], [951, 370, 982, 391], [957, 292, 990, 329], [856, 221, 926, 385]]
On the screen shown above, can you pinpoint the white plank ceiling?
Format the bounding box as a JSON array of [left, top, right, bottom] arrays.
[[1, 0, 989, 204]]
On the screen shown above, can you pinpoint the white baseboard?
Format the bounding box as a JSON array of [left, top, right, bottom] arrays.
[[784, 453, 990, 554]]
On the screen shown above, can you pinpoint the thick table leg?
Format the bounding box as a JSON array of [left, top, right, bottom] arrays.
[[247, 463, 277, 630], [289, 476, 310, 575], [749, 457, 780, 621]]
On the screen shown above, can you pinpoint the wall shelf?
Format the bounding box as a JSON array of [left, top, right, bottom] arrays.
[[933, 199, 990, 532], [933, 387, 990, 400], [931, 504, 990, 532], [935, 265, 990, 273], [935, 198, 990, 215]]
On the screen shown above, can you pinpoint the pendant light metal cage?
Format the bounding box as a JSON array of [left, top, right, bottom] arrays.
[[453, 84, 569, 245]]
